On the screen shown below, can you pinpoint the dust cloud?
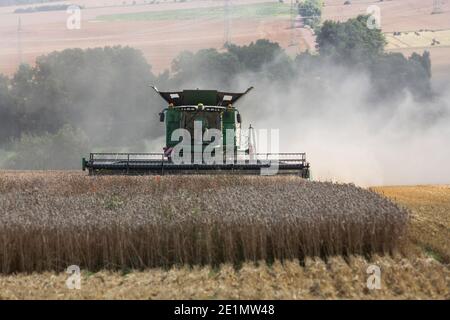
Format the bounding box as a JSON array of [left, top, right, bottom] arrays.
[[227, 63, 450, 186]]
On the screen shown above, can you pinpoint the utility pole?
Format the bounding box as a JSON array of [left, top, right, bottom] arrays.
[[17, 16, 23, 65], [432, 0, 443, 14], [289, 0, 297, 46], [224, 0, 231, 46]]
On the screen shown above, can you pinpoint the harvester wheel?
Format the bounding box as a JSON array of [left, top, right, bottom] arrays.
[[301, 168, 311, 179]]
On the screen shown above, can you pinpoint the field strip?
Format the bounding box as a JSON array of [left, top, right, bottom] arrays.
[[386, 29, 450, 49], [0, 255, 448, 299], [373, 185, 450, 264], [95, 2, 291, 22]]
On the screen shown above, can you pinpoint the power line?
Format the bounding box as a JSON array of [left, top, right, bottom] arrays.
[[289, 0, 297, 46], [17, 16, 23, 65], [432, 0, 444, 14], [224, 0, 231, 46]]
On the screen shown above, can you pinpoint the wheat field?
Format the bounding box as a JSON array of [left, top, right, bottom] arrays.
[[0, 171, 408, 273], [0, 172, 448, 299]]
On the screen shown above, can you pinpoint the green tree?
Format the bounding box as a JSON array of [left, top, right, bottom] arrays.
[[0, 75, 18, 145], [298, 0, 322, 28], [409, 51, 431, 78], [171, 40, 294, 86], [9, 46, 158, 147], [171, 49, 240, 87], [227, 39, 287, 72], [316, 15, 386, 64]]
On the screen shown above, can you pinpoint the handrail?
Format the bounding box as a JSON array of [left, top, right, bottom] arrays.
[[88, 152, 308, 167]]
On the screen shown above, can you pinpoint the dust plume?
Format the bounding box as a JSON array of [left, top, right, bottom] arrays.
[[228, 63, 450, 186]]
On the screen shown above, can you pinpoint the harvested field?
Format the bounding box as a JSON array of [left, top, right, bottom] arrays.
[[323, 0, 450, 33], [386, 29, 450, 50], [0, 255, 448, 299], [373, 185, 450, 264], [323, 0, 450, 82], [0, 171, 408, 274], [96, 2, 291, 22]]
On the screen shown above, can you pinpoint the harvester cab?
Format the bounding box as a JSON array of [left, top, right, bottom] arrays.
[[82, 87, 310, 177], [154, 86, 251, 159]]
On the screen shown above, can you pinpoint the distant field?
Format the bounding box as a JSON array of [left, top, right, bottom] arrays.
[[322, 0, 450, 32], [373, 185, 450, 264], [96, 2, 291, 22], [322, 0, 450, 82], [385, 28, 450, 83], [386, 29, 450, 50], [0, 0, 449, 75], [0, 0, 297, 75]]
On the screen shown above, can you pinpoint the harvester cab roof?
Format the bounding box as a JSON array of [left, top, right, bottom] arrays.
[[150, 86, 254, 108]]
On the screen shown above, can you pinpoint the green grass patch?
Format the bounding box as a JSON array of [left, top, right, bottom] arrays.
[[96, 2, 291, 22], [0, 149, 15, 168], [103, 195, 126, 210], [422, 245, 445, 263]]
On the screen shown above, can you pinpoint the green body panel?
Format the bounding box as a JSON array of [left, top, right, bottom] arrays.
[[222, 110, 236, 150], [166, 108, 182, 148]]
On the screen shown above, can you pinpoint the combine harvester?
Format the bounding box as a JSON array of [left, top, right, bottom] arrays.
[[82, 87, 310, 177]]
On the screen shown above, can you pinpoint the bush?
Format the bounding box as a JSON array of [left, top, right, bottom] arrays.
[[0, 75, 18, 145], [4, 125, 90, 170], [5, 46, 158, 148], [316, 15, 386, 63]]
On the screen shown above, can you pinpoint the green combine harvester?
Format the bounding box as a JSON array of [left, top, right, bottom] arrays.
[[82, 87, 310, 177]]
